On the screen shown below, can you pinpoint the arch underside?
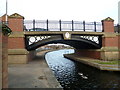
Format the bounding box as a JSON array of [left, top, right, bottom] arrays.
[[26, 36, 101, 51]]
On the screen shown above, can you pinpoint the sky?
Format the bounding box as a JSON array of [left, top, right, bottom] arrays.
[[0, 0, 120, 24]]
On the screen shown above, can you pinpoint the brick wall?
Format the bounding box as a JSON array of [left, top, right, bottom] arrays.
[[102, 36, 118, 47], [8, 18, 24, 32], [102, 18, 114, 32], [0, 21, 2, 89], [6, 13, 29, 64], [75, 17, 119, 61], [75, 49, 101, 59], [118, 34, 120, 60], [0, 17, 8, 89], [101, 17, 119, 60], [2, 35, 8, 88], [8, 13, 25, 49], [8, 38, 25, 49]]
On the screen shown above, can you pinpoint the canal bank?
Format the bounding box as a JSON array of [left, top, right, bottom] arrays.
[[45, 49, 120, 89], [64, 53, 120, 71], [8, 50, 62, 89]]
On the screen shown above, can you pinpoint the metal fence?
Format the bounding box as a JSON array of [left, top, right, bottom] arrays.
[[24, 20, 103, 32], [114, 24, 120, 33]]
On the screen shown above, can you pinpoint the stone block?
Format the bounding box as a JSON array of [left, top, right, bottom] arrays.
[[8, 49, 29, 64], [101, 51, 119, 61], [8, 55, 28, 64]]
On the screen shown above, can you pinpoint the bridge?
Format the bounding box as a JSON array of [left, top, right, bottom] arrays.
[[1, 13, 120, 64], [24, 19, 103, 50]]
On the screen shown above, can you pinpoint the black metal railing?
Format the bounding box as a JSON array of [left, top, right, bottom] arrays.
[[114, 24, 120, 33], [24, 20, 103, 32]]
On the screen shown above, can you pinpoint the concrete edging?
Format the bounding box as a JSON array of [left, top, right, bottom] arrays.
[[64, 54, 120, 71]]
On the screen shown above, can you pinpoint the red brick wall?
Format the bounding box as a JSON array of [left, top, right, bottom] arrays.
[[1, 15, 6, 22], [2, 35, 8, 88], [102, 20, 114, 32], [8, 18, 24, 32], [0, 29, 2, 89], [7, 14, 25, 50], [102, 37, 118, 47], [119, 35, 120, 48], [102, 18, 118, 47], [75, 50, 101, 59], [118, 35, 120, 60], [8, 38, 25, 49]]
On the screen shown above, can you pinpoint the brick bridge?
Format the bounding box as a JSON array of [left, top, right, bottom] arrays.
[[1, 13, 120, 64]]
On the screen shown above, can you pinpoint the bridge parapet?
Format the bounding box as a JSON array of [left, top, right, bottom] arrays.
[[24, 20, 102, 32]]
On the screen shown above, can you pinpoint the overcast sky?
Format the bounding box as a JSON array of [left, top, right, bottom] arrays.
[[0, 0, 119, 24]]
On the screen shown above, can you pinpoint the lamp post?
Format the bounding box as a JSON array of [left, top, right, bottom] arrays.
[[5, 0, 8, 25], [118, 1, 120, 24]]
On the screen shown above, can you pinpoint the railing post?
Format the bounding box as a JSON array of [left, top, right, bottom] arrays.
[[33, 19, 35, 31], [118, 24, 120, 33], [72, 20, 74, 31], [94, 21, 96, 32], [47, 19, 48, 31], [83, 21, 85, 31], [59, 20, 61, 31]]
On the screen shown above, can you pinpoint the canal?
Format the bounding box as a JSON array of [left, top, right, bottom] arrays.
[[45, 49, 120, 89]]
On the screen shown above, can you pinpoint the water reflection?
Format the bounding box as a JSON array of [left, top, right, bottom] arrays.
[[45, 49, 120, 89]]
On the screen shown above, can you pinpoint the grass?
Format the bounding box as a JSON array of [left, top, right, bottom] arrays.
[[93, 60, 120, 65]]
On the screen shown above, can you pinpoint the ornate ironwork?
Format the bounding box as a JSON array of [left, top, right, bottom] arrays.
[[26, 35, 51, 45], [72, 34, 102, 47], [80, 35, 99, 44]]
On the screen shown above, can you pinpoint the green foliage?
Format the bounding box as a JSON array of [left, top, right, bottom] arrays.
[[2, 24, 12, 35], [93, 60, 120, 65]]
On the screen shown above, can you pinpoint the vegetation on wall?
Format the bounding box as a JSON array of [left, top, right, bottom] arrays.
[[2, 24, 12, 35]]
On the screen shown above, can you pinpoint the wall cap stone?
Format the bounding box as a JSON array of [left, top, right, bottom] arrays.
[[9, 31, 24, 38], [8, 49, 29, 55], [75, 49, 102, 51], [9, 13, 24, 19], [24, 31, 104, 36], [102, 17, 114, 22], [101, 47, 119, 51], [103, 33, 117, 37]]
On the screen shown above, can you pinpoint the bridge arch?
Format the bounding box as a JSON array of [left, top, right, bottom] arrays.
[[26, 35, 101, 51]]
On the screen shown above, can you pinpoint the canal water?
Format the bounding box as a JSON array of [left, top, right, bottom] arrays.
[[45, 49, 120, 89]]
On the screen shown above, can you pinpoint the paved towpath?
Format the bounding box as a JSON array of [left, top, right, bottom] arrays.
[[8, 50, 62, 88]]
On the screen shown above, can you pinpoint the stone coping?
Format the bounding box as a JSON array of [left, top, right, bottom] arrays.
[[24, 31, 104, 35], [8, 49, 29, 55], [76, 47, 119, 52], [102, 33, 118, 37], [101, 47, 119, 51], [64, 54, 120, 71], [9, 31, 24, 38]]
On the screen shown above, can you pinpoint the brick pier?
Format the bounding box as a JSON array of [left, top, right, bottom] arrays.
[[75, 17, 120, 60]]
